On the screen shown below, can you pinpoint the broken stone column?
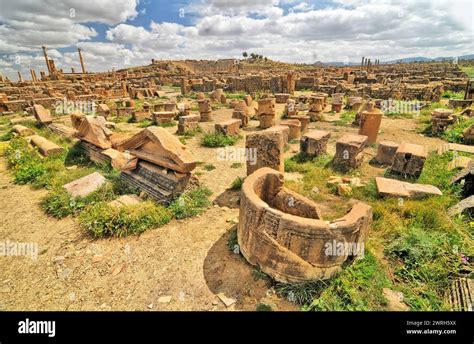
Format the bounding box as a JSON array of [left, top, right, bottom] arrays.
[[353, 100, 375, 125], [198, 99, 213, 122], [358, 108, 383, 143], [300, 130, 331, 157], [29, 135, 64, 157], [232, 110, 248, 127], [238, 167, 372, 283], [288, 114, 310, 132], [280, 119, 301, 140], [12, 125, 35, 137], [307, 96, 324, 121], [215, 119, 241, 136], [257, 98, 275, 129], [431, 108, 455, 134], [391, 142, 428, 177], [245, 129, 284, 175], [333, 134, 368, 170], [375, 140, 399, 165]]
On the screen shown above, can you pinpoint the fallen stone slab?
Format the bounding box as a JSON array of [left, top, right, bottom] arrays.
[[448, 195, 474, 216], [115, 126, 197, 173], [102, 148, 138, 171], [12, 125, 34, 137], [109, 194, 142, 208], [438, 143, 474, 155], [375, 177, 442, 198], [448, 156, 472, 170], [29, 135, 64, 157], [63, 172, 107, 198], [47, 123, 78, 139], [33, 104, 53, 124]]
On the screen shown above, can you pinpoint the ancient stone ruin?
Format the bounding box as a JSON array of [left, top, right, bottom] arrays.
[[238, 168, 372, 283]]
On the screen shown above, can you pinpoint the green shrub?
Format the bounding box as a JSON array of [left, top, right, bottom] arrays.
[[441, 117, 474, 144], [42, 183, 117, 218], [305, 251, 390, 311], [168, 187, 212, 219], [79, 201, 172, 237], [0, 131, 13, 141], [14, 162, 46, 184], [230, 176, 245, 190], [227, 228, 238, 252], [203, 163, 216, 171], [201, 132, 240, 147], [256, 304, 273, 311]]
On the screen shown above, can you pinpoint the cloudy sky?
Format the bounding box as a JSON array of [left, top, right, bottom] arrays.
[[0, 0, 472, 81]]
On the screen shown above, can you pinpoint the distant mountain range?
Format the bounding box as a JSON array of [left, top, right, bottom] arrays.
[[322, 54, 474, 66]]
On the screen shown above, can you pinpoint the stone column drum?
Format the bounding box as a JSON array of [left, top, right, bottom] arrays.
[[238, 168, 372, 283]]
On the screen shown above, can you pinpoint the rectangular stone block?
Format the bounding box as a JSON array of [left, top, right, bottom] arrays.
[[300, 130, 331, 157], [375, 140, 399, 165], [391, 142, 428, 177], [246, 130, 284, 175]]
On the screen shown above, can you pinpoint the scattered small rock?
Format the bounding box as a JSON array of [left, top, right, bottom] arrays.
[[217, 293, 236, 307], [157, 296, 172, 303]]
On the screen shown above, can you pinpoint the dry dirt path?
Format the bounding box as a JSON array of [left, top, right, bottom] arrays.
[[0, 155, 296, 311]]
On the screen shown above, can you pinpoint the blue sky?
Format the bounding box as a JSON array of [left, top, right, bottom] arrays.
[[0, 0, 472, 80]]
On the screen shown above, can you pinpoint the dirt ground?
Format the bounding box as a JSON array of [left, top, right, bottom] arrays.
[[0, 98, 446, 311]]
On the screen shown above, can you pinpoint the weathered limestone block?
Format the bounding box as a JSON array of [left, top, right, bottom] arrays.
[[275, 93, 291, 104], [300, 130, 331, 157], [97, 103, 111, 118], [215, 119, 241, 136], [232, 110, 248, 127], [48, 123, 78, 138], [102, 148, 138, 171], [246, 130, 284, 175], [358, 108, 383, 143], [12, 125, 34, 137], [238, 167, 372, 283], [115, 126, 197, 173], [29, 135, 64, 156], [177, 114, 200, 134], [63, 172, 106, 198], [333, 134, 368, 170], [33, 104, 53, 124], [280, 119, 301, 140], [152, 111, 175, 125], [265, 125, 290, 144], [71, 112, 113, 149], [375, 140, 399, 165], [375, 177, 442, 198], [198, 99, 212, 122], [391, 142, 427, 177]]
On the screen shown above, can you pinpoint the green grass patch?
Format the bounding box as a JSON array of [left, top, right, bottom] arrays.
[[441, 117, 474, 144], [201, 132, 240, 147], [334, 111, 356, 126], [168, 187, 212, 219], [230, 162, 242, 168], [230, 176, 245, 190], [79, 201, 172, 237], [203, 163, 216, 171], [442, 90, 465, 100]]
